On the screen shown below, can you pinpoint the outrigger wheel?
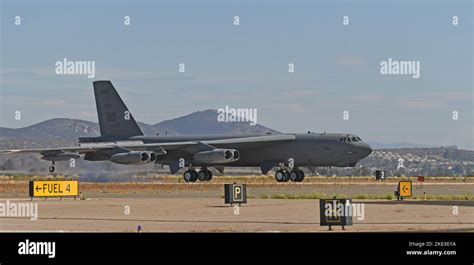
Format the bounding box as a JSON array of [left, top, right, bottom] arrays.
[[48, 161, 56, 173]]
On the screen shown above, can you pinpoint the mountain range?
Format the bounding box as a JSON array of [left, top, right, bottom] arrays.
[[0, 109, 465, 150], [0, 110, 278, 139]]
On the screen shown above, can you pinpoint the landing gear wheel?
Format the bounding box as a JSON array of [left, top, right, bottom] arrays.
[[48, 165, 55, 173], [282, 170, 289, 182], [205, 170, 213, 181], [289, 170, 299, 182], [275, 170, 284, 182], [191, 170, 198, 182], [275, 170, 289, 182], [297, 170, 305, 182], [183, 170, 198, 182], [183, 171, 192, 182], [197, 169, 213, 181], [198, 170, 207, 181]]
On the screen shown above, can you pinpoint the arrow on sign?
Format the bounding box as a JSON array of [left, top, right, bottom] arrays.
[[35, 185, 41, 192], [402, 185, 408, 193]]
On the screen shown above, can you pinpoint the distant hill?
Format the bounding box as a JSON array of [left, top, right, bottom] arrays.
[[380, 146, 474, 162], [154, 110, 279, 135], [368, 141, 437, 149], [0, 110, 278, 139], [0, 118, 99, 139]]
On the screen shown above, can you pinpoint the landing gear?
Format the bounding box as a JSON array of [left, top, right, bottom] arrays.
[[184, 168, 213, 182], [275, 169, 289, 182], [48, 161, 56, 173], [289, 169, 305, 182], [275, 162, 305, 182], [197, 168, 212, 181], [183, 169, 198, 182]]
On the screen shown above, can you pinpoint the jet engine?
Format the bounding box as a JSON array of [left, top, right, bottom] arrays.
[[110, 151, 156, 165], [193, 149, 240, 164]]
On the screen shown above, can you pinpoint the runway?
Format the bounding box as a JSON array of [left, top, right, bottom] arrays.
[[0, 198, 472, 232]]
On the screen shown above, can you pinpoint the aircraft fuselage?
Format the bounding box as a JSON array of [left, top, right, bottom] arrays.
[[98, 132, 373, 168]]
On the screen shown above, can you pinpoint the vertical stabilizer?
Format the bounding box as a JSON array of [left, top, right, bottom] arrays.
[[93, 81, 143, 137]]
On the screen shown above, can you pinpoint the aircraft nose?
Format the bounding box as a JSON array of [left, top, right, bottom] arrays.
[[359, 143, 372, 157]]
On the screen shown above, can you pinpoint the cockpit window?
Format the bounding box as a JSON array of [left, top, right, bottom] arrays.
[[339, 135, 364, 143], [341, 135, 363, 143]]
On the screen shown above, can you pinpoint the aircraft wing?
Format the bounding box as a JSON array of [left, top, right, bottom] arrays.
[[204, 134, 295, 146], [0, 142, 197, 155], [0, 134, 295, 155], [125, 134, 296, 152], [173, 134, 296, 153]]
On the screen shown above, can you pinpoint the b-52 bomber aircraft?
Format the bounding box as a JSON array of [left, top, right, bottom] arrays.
[[0, 81, 372, 182]]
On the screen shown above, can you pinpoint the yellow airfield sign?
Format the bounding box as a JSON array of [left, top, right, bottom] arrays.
[[29, 180, 79, 197], [398, 181, 412, 197]]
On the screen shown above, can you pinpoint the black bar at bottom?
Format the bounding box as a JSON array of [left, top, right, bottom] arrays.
[[0, 233, 472, 261]]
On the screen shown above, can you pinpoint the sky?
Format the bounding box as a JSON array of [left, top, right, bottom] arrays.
[[1, 0, 473, 149]]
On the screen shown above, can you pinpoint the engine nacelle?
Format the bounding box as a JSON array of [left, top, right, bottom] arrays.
[[193, 149, 240, 164], [110, 151, 156, 165]]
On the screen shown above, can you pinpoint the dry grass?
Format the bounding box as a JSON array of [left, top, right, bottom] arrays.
[[260, 192, 473, 201], [260, 192, 396, 200]]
